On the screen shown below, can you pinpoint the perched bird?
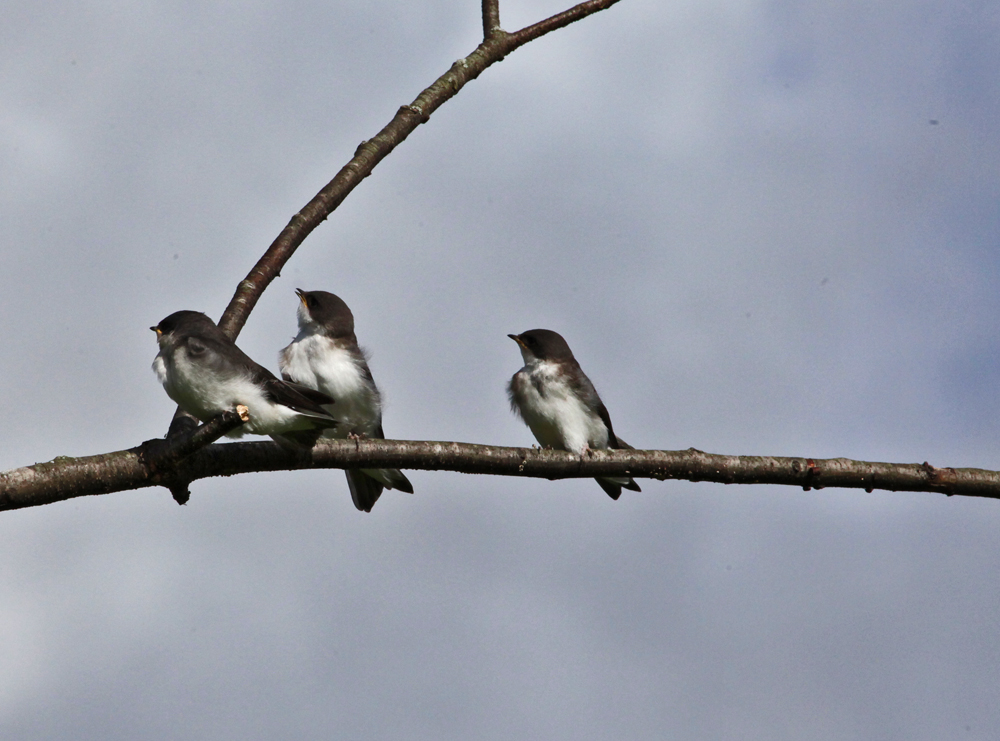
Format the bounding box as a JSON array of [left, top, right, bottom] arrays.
[[507, 328, 641, 500], [151, 310, 337, 438], [279, 289, 413, 512]]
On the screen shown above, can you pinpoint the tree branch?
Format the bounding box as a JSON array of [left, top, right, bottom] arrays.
[[164, 0, 623, 455], [506, 0, 622, 46], [146, 407, 249, 469], [216, 0, 622, 338], [143, 407, 249, 504], [483, 0, 501, 38], [3, 440, 998, 512], [13, 4, 979, 517]]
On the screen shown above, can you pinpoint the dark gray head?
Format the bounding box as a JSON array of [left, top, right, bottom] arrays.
[[151, 310, 219, 347], [296, 289, 356, 339], [508, 329, 576, 363]]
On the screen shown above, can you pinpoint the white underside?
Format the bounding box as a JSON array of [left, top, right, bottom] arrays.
[[153, 351, 316, 437], [279, 332, 380, 438], [514, 361, 610, 454]]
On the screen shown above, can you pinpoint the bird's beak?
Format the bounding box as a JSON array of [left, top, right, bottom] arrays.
[[295, 288, 307, 307], [150, 326, 161, 336], [508, 333, 525, 348]]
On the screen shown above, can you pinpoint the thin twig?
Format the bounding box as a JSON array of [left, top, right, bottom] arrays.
[[507, 0, 621, 46]]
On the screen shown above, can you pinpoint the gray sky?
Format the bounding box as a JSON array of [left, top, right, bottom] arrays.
[[3, 1, 1000, 738]]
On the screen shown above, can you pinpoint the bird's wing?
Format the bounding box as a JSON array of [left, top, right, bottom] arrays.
[[565, 365, 625, 448], [594, 398, 624, 448], [262, 378, 337, 421]]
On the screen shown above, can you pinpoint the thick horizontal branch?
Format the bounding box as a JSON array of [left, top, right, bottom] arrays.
[[3, 439, 998, 512], [217, 0, 622, 337]]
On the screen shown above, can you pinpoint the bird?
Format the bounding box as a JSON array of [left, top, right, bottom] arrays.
[[278, 289, 413, 512], [507, 328, 641, 500], [151, 310, 338, 439]]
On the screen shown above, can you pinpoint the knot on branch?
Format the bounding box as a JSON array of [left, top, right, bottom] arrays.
[[398, 105, 430, 123], [922, 461, 958, 495], [140, 409, 248, 505], [793, 458, 823, 491]]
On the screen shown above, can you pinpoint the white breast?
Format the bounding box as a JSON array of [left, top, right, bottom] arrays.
[[154, 348, 314, 437], [513, 361, 609, 454], [280, 333, 380, 437]]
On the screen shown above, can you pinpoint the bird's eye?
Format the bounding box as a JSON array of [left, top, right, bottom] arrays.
[[186, 337, 207, 356]]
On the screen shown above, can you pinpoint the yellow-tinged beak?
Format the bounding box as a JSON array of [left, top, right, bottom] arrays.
[[295, 288, 308, 307], [508, 333, 526, 349]]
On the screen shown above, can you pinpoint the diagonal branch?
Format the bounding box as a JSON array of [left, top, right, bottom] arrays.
[[3, 440, 999, 512], [217, 0, 622, 338], [166, 1, 622, 443]]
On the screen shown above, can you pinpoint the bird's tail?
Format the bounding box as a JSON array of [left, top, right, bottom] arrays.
[[346, 468, 414, 512], [595, 476, 642, 501], [361, 468, 414, 494], [346, 470, 384, 513], [599, 436, 641, 499]]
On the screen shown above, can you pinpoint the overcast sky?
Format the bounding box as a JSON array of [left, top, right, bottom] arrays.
[[3, 1, 1000, 738]]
